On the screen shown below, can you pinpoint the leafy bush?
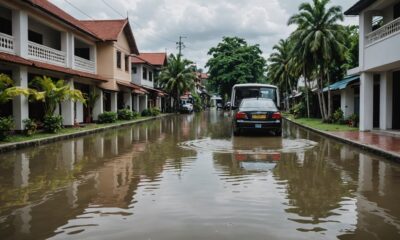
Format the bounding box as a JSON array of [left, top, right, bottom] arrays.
[[98, 112, 117, 123], [0, 117, 14, 141], [150, 107, 161, 116], [333, 108, 344, 123], [132, 111, 140, 119], [43, 115, 63, 133], [23, 118, 37, 136], [349, 114, 359, 127], [117, 109, 134, 120], [141, 109, 151, 117], [292, 102, 305, 119]]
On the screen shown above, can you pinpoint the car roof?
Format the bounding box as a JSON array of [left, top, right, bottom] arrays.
[[233, 83, 277, 88], [241, 98, 274, 102]]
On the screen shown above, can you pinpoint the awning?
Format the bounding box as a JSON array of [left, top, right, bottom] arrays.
[[323, 75, 360, 92], [116, 81, 148, 94], [141, 86, 167, 97]]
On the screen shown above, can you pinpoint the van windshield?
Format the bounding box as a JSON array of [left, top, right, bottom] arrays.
[[234, 87, 277, 106]]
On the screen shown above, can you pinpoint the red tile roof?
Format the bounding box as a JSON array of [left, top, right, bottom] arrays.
[[131, 56, 146, 64], [116, 81, 148, 94], [81, 19, 139, 54], [22, 0, 100, 40], [0, 52, 107, 82], [136, 53, 167, 66]]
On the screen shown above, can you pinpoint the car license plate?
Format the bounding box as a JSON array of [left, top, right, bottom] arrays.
[[252, 114, 266, 120], [255, 124, 262, 128]]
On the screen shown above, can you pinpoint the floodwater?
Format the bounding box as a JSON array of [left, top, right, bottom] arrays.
[[1, 111, 400, 240]]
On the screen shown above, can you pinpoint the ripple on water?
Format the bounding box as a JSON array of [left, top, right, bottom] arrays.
[[178, 138, 318, 154]]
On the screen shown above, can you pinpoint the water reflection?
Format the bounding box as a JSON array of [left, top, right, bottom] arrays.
[[0, 111, 399, 239]]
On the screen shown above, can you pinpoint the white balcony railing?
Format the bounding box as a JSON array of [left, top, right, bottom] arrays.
[[0, 32, 15, 54], [366, 17, 400, 46], [28, 41, 66, 66], [74, 56, 95, 73]]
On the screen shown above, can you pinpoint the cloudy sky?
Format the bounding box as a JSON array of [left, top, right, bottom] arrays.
[[51, 0, 359, 69]]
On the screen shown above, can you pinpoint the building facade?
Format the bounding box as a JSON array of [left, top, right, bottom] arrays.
[[346, 0, 400, 131]]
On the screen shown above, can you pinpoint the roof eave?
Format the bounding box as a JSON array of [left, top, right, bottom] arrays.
[[344, 0, 377, 15]]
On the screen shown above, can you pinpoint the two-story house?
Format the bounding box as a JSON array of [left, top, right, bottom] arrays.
[[345, 0, 400, 131], [81, 19, 147, 116], [131, 53, 167, 112], [0, 0, 109, 130]]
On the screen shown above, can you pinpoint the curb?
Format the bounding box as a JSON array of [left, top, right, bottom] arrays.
[[284, 117, 400, 162], [0, 114, 174, 154]]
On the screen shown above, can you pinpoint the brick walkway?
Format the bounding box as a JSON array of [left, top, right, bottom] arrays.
[[333, 131, 400, 158]]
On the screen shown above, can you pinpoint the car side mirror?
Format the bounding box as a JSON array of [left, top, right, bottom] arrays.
[[230, 106, 238, 111]]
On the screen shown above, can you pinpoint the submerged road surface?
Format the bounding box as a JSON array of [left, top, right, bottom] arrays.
[[1, 111, 400, 239]]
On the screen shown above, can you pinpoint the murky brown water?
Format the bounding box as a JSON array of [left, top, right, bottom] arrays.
[[1, 111, 400, 240]]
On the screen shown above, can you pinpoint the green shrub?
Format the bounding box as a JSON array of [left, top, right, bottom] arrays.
[[292, 102, 305, 119], [132, 111, 140, 119], [98, 112, 117, 123], [349, 114, 359, 127], [117, 109, 134, 120], [43, 115, 63, 133], [150, 107, 161, 116], [23, 118, 37, 136], [333, 108, 344, 123], [141, 109, 151, 117], [0, 117, 14, 141]]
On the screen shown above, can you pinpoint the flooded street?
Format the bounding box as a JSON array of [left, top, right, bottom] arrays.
[[1, 111, 400, 240]]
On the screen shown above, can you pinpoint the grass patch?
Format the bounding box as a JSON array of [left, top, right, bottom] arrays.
[[284, 114, 358, 132], [0, 117, 151, 145]]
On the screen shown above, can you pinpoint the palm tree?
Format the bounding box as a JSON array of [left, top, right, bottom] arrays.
[[0, 73, 30, 106], [29, 76, 86, 117], [288, 0, 346, 120], [158, 54, 196, 112]]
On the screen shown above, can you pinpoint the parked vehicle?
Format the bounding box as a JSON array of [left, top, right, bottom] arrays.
[[180, 99, 194, 113], [232, 98, 282, 136], [224, 101, 231, 110], [230, 83, 280, 111]]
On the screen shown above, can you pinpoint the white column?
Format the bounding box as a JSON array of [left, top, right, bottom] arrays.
[[359, 11, 372, 69], [341, 87, 355, 118], [380, 71, 393, 130], [75, 102, 84, 123], [145, 94, 149, 110], [13, 153, 29, 188], [123, 92, 132, 110], [360, 72, 374, 131], [111, 92, 118, 112], [134, 95, 140, 112], [12, 66, 29, 131], [61, 79, 75, 126], [92, 87, 103, 121], [12, 9, 28, 58], [62, 32, 74, 68]]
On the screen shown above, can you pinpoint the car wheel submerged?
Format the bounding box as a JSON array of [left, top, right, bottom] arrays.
[[233, 127, 241, 136], [274, 130, 282, 136]]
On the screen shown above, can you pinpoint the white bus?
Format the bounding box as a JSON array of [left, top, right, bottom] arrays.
[[230, 83, 280, 109]]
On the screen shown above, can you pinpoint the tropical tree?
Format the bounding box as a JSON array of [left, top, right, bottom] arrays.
[[158, 54, 196, 111], [206, 37, 266, 97], [267, 39, 299, 110], [84, 91, 100, 123], [29, 76, 86, 117], [288, 0, 346, 121], [0, 73, 30, 106]]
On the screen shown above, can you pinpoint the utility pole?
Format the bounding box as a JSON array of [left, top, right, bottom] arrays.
[[176, 36, 186, 57]]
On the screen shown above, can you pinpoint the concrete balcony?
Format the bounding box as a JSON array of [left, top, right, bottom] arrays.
[[73, 55, 95, 73], [0, 32, 15, 54], [27, 41, 66, 67], [366, 17, 400, 46]]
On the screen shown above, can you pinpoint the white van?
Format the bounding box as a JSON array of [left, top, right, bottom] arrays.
[[230, 84, 280, 109]]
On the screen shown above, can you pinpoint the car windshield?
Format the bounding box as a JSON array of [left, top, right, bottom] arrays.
[[240, 99, 277, 110]]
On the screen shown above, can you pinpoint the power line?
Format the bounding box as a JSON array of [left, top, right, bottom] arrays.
[[63, 0, 94, 20], [101, 0, 125, 18]]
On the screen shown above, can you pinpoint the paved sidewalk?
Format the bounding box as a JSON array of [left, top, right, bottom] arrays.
[[334, 131, 400, 158], [284, 117, 400, 161]]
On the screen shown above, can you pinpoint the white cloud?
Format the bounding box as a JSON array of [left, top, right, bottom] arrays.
[[50, 0, 360, 69]]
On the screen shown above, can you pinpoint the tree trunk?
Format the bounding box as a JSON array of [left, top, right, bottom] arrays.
[[303, 65, 310, 118], [327, 71, 332, 118], [319, 70, 328, 121], [316, 78, 325, 120], [175, 88, 180, 112]]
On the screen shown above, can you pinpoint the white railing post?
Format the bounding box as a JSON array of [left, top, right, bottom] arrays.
[[73, 56, 96, 73], [0, 33, 15, 53]]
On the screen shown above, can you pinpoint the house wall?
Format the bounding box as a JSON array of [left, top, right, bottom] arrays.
[[364, 33, 400, 71], [28, 17, 61, 50], [114, 30, 131, 83], [132, 64, 154, 88], [96, 42, 114, 79]]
